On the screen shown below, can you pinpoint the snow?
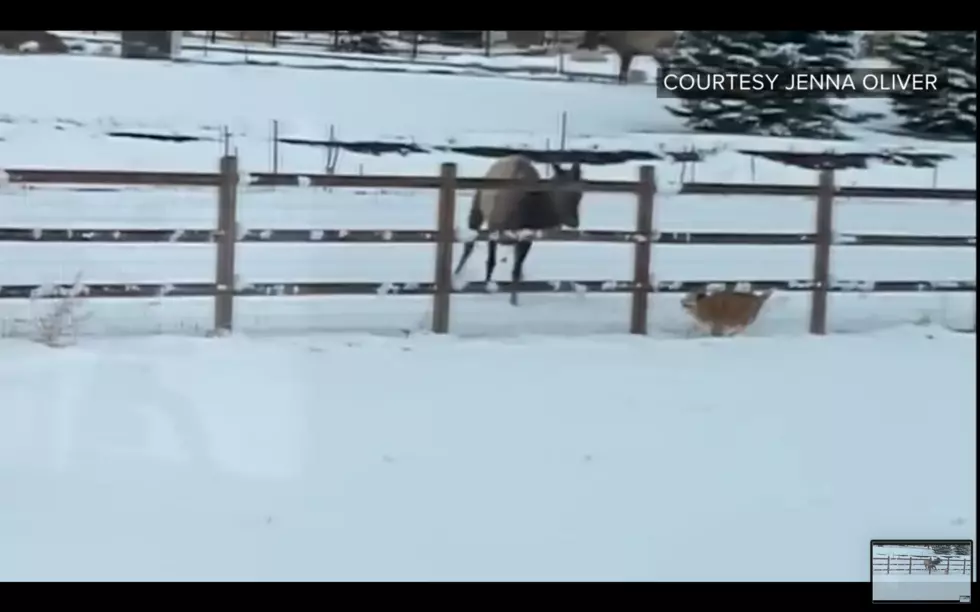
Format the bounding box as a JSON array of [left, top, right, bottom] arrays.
[[1, 54, 975, 338], [0, 327, 975, 581], [874, 574, 971, 604], [50, 30, 660, 84], [874, 571, 972, 602], [873, 544, 970, 559], [876, 574, 971, 581], [0, 49, 976, 581]]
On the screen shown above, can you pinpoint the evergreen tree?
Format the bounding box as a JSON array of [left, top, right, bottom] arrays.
[[953, 543, 971, 556], [663, 31, 770, 134], [758, 31, 856, 138], [883, 31, 976, 139], [665, 31, 855, 139], [800, 31, 857, 73], [933, 543, 953, 555], [934, 30, 976, 137]]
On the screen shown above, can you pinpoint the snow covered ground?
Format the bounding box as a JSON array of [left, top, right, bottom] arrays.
[[874, 571, 973, 602], [873, 577, 971, 604], [0, 52, 976, 581], [873, 543, 972, 560], [0, 327, 975, 581], [1, 54, 975, 338]]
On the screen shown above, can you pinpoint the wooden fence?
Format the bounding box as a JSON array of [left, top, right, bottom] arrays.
[[873, 555, 973, 576], [0, 156, 976, 335]]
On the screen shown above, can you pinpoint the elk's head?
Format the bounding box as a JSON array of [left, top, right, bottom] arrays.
[[549, 162, 583, 228]]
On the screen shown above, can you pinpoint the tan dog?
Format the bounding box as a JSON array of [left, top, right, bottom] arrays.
[[681, 287, 774, 337]]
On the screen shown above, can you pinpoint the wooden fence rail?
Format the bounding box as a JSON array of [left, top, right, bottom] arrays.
[[1, 228, 975, 247], [1, 156, 975, 336], [1, 280, 972, 299], [872, 556, 973, 575]]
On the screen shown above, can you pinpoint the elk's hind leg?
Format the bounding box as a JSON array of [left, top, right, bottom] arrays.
[[510, 240, 533, 306], [485, 240, 498, 282]]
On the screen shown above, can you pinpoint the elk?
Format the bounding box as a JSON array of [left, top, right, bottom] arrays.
[[453, 155, 584, 306], [580, 31, 679, 84]]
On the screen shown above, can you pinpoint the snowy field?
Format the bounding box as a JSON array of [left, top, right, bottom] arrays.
[[0, 54, 975, 338], [0, 52, 976, 581], [0, 327, 975, 581], [50, 30, 657, 84], [873, 568, 974, 600], [873, 576, 971, 603], [873, 543, 972, 560]]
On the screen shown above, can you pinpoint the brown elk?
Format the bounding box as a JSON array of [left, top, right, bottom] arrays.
[[453, 155, 584, 306], [0, 31, 69, 54], [580, 31, 679, 84], [681, 287, 774, 337]]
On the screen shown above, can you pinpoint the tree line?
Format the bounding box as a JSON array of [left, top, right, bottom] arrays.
[[932, 543, 971, 556], [663, 31, 975, 141]]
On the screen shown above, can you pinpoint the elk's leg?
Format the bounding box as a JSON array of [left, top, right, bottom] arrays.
[[485, 240, 498, 283], [454, 240, 476, 277], [618, 51, 635, 84], [510, 240, 533, 306]]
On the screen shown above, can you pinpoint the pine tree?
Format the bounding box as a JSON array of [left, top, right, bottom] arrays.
[[934, 30, 976, 137], [800, 31, 856, 73], [665, 31, 854, 139], [883, 31, 976, 139], [953, 543, 970, 556], [755, 31, 856, 138], [933, 543, 953, 555], [663, 31, 771, 135]]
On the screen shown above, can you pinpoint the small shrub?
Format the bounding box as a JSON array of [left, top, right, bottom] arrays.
[[29, 272, 90, 347]]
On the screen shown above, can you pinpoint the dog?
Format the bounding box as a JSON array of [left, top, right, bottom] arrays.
[[681, 287, 774, 337]]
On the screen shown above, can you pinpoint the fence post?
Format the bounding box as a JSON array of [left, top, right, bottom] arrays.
[[214, 155, 239, 335], [810, 169, 834, 335], [271, 119, 280, 175], [630, 165, 656, 335], [432, 163, 457, 334]]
